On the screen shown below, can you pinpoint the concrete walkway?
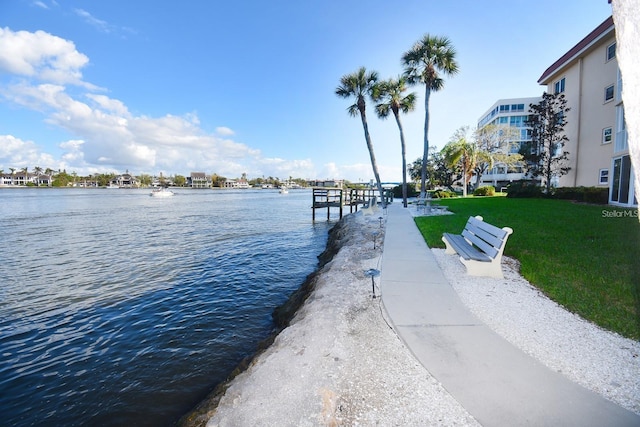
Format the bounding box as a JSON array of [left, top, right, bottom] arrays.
[[379, 203, 640, 427]]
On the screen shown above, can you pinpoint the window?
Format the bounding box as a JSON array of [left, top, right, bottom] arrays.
[[599, 169, 609, 185], [509, 116, 526, 127], [606, 42, 616, 61], [554, 77, 565, 94], [603, 127, 612, 144], [605, 85, 614, 102], [611, 155, 631, 203]]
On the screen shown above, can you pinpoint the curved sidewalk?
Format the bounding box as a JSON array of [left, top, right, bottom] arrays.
[[379, 203, 640, 427]]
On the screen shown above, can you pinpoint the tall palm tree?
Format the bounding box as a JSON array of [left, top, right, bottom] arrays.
[[374, 76, 416, 208], [335, 66, 386, 206], [402, 34, 459, 198], [9, 167, 16, 185]]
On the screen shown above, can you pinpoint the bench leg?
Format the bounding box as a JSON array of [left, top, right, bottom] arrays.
[[460, 257, 504, 279], [362, 205, 379, 216], [442, 235, 457, 255]]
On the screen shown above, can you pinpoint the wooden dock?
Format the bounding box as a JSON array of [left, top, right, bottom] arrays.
[[312, 188, 343, 220], [312, 187, 394, 220]]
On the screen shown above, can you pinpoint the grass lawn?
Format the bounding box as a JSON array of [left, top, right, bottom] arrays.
[[414, 197, 640, 340]]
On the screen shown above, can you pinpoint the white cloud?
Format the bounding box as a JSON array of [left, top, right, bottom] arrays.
[[86, 94, 129, 116], [0, 28, 335, 180], [74, 9, 111, 34], [0, 135, 57, 169], [215, 126, 235, 136], [0, 28, 93, 88]]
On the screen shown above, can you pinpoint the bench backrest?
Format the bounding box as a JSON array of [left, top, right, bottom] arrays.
[[462, 216, 513, 259]]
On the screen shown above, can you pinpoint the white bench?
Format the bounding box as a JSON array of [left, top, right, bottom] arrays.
[[361, 196, 378, 215], [442, 215, 513, 278]]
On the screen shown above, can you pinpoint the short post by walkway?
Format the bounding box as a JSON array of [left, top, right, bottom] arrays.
[[364, 268, 380, 298]]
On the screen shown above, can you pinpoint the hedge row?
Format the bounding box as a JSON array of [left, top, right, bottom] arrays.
[[506, 181, 609, 204]]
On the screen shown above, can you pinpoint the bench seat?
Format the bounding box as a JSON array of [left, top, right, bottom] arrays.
[[442, 215, 513, 278]]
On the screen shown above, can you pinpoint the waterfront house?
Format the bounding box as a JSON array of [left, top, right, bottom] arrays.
[[538, 16, 636, 207], [0, 171, 51, 186], [188, 172, 211, 188], [110, 172, 139, 188], [222, 178, 250, 189], [308, 179, 344, 188], [0, 172, 13, 186]]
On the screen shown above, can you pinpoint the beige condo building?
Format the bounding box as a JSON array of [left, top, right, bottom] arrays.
[[538, 16, 636, 207]]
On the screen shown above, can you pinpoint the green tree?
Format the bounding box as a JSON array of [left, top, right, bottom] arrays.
[[442, 128, 476, 197], [97, 173, 114, 187], [33, 166, 43, 187], [138, 174, 152, 187], [472, 124, 522, 190], [52, 170, 71, 187], [426, 148, 457, 189], [402, 34, 459, 198], [335, 66, 385, 206], [211, 173, 226, 187], [521, 92, 571, 193], [374, 76, 416, 207]]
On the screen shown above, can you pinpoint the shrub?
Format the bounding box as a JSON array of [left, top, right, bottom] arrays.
[[583, 187, 609, 204], [392, 184, 418, 198], [506, 180, 543, 198], [553, 186, 609, 204], [432, 189, 456, 199], [473, 185, 495, 196], [553, 187, 580, 200]]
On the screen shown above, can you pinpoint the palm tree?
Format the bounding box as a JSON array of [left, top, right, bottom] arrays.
[[402, 34, 459, 198], [442, 130, 476, 197], [335, 66, 386, 206], [374, 76, 416, 208], [34, 166, 43, 187], [9, 167, 16, 185], [21, 167, 28, 186]]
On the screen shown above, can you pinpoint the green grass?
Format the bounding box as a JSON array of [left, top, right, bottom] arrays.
[[414, 197, 640, 340]]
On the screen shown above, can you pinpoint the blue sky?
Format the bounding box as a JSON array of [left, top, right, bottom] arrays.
[[0, 0, 613, 182]]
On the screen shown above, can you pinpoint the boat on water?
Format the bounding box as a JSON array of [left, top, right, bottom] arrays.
[[106, 184, 119, 189], [279, 186, 288, 194], [150, 187, 174, 197]]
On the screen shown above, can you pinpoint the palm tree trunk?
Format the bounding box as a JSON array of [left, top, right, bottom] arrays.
[[360, 112, 386, 207], [420, 86, 432, 199], [393, 111, 408, 208], [462, 158, 468, 197]]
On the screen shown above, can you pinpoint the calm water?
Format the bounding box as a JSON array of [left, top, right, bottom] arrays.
[[0, 188, 332, 426]]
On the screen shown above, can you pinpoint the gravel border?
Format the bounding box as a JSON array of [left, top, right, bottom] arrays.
[[432, 249, 640, 415]]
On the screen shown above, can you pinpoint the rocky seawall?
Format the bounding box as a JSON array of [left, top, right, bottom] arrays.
[[177, 212, 375, 426]]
